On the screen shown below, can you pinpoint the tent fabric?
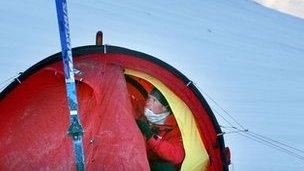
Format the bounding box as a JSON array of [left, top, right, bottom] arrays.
[[0, 45, 228, 171], [0, 59, 149, 170], [125, 75, 149, 119], [104, 52, 224, 171], [0, 69, 75, 170], [125, 69, 209, 171]]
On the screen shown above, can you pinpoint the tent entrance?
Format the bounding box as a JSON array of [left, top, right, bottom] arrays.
[[125, 69, 210, 171]]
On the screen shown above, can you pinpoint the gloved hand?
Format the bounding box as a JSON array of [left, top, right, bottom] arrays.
[[151, 126, 159, 135], [136, 119, 153, 139]]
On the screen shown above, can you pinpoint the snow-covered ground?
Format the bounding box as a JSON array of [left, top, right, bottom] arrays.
[[254, 0, 304, 19], [1, 0, 304, 170]]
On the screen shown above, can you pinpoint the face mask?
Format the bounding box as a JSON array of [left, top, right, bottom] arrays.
[[144, 108, 170, 125]]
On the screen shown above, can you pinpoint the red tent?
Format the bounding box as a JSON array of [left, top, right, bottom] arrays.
[[0, 33, 230, 170]]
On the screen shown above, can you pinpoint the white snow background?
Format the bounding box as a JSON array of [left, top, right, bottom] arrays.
[[0, 0, 304, 170]]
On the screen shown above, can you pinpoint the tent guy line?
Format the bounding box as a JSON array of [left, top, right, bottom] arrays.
[[202, 87, 304, 164], [222, 124, 304, 162], [0, 73, 22, 92], [202, 88, 246, 130], [191, 80, 304, 164], [218, 111, 304, 164], [239, 132, 304, 164]]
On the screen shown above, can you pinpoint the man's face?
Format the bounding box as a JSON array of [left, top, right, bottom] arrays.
[[145, 95, 166, 114]]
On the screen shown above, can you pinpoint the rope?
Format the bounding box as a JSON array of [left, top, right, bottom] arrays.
[[248, 131, 304, 154], [0, 74, 19, 86], [239, 132, 304, 163], [221, 125, 304, 162], [212, 107, 236, 128], [204, 90, 246, 130], [191, 80, 304, 163], [192, 81, 246, 130], [217, 129, 248, 136], [225, 126, 304, 155], [0, 73, 22, 91], [219, 125, 239, 129]]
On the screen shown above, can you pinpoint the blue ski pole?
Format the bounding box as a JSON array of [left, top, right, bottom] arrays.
[[55, 0, 85, 170]]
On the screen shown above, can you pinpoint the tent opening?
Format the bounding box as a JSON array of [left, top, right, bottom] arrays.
[[124, 71, 210, 171]]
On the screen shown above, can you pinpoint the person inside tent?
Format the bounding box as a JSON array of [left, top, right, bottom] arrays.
[[136, 87, 185, 171]]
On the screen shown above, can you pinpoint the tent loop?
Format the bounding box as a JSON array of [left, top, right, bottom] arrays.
[[217, 132, 225, 136], [186, 80, 193, 86], [104, 44, 107, 54], [0, 72, 22, 86], [15, 77, 21, 84], [0, 72, 23, 91], [73, 68, 83, 76]]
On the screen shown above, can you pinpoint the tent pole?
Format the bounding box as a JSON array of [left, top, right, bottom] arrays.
[[55, 0, 85, 170]]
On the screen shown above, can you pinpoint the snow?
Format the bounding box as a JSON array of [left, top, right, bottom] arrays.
[[253, 0, 304, 19], [1, 0, 304, 170]]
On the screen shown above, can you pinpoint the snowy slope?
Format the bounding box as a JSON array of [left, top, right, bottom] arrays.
[[254, 0, 304, 19], [1, 0, 304, 170]]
